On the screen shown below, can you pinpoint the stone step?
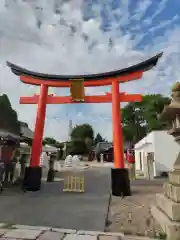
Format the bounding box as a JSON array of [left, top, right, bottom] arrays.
[[155, 193, 180, 221], [123, 237, 157, 240], [163, 182, 180, 203], [0, 224, 162, 240], [151, 205, 180, 240], [169, 171, 180, 185]]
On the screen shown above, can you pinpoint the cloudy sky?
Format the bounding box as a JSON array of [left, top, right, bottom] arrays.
[[0, 0, 180, 141]]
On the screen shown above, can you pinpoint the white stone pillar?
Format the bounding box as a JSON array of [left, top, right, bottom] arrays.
[[100, 153, 104, 163]]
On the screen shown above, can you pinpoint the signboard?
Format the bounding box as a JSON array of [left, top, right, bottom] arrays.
[[70, 79, 85, 102]]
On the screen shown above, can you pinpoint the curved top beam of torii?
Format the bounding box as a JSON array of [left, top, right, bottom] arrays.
[[7, 52, 163, 87]]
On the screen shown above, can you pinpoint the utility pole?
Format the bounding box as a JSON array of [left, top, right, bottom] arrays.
[[68, 119, 73, 142]]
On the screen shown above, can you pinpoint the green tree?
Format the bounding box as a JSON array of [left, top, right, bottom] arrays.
[[71, 123, 94, 140], [0, 94, 20, 134], [43, 137, 57, 145], [141, 94, 170, 132], [70, 124, 94, 154], [94, 133, 107, 145], [121, 94, 170, 144], [122, 102, 146, 143], [69, 139, 87, 155], [43, 137, 64, 149], [55, 142, 64, 149]]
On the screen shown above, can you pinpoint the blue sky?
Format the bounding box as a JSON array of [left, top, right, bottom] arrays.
[[55, 0, 180, 128], [0, 0, 180, 141]]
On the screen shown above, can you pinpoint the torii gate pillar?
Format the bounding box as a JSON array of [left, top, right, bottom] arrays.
[[111, 81, 131, 196], [112, 81, 124, 168], [31, 84, 48, 167], [24, 84, 48, 191]]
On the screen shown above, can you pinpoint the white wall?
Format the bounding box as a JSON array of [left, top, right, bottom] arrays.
[[135, 131, 180, 177], [134, 150, 141, 171], [135, 132, 154, 149], [135, 132, 155, 172], [153, 131, 179, 175], [134, 150, 142, 171]]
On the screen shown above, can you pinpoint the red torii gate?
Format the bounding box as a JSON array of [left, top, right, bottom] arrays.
[[7, 52, 162, 195]]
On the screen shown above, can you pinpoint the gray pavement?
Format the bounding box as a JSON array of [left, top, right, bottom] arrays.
[[0, 223, 156, 239], [131, 178, 166, 186], [0, 168, 111, 231]]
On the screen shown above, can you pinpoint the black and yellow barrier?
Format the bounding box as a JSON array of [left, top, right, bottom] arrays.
[[63, 176, 84, 193]]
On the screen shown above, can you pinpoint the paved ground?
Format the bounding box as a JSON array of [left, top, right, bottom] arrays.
[[0, 168, 111, 231], [106, 179, 166, 238], [0, 223, 157, 239], [0, 163, 167, 239]]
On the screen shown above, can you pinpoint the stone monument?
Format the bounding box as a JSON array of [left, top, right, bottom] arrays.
[[151, 82, 180, 240], [64, 155, 73, 167]]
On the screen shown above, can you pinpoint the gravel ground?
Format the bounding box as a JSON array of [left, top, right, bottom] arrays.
[[106, 180, 165, 238]]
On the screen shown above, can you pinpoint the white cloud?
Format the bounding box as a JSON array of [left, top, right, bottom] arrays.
[[143, 0, 169, 25], [0, 0, 179, 142], [151, 0, 169, 19], [149, 15, 179, 32], [132, 0, 152, 21]]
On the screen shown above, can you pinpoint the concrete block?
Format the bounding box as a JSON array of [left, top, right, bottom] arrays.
[[12, 224, 51, 231], [77, 230, 103, 235], [38, 231, 64, 240], [156, 193, 180, 221], [64, 234, 96, 239], [104, 233, 124, 238], [4, 228, 42, 239], [164, 182, 180, 203], [123, 237, 157, 240], [0, 223, 5, 228], [51, 228, 77, 234], [151, 205, 180, 240], [77, 231, 124, 238], [0, 238, 20, 240], [99, 236, 121, 240], [0, 228, 11, 236], [169, 171, 180, 185]]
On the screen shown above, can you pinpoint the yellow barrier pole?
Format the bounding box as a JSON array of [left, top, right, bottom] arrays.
[[66, 176, 69, 191], [63, 176, 67, 191], [81, 176, 83, 192], [75, 176, 78, 192], [63, 175, 84, 193], [82, 176, 84, 192], [68, 176, 71, 191], [79, 176, 84, 192], [79, 177, 82, 192], [70, 176, 74, 192], [76, 176, 79, 192], [74, 176, 76, 192]]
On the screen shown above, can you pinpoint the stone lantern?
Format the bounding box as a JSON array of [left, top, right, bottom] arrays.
[[151, 82, 180, 240]]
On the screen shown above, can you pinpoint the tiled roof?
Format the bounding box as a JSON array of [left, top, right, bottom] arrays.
[[0, 129, 21, 140], [43, 145, 58, 153], [20, 122, 34, 139]]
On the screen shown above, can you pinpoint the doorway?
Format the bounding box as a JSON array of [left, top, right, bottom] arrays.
[[144, 152, 154, 180]]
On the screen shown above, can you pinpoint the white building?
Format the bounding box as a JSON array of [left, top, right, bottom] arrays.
[[135, 130, 179, 179]]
